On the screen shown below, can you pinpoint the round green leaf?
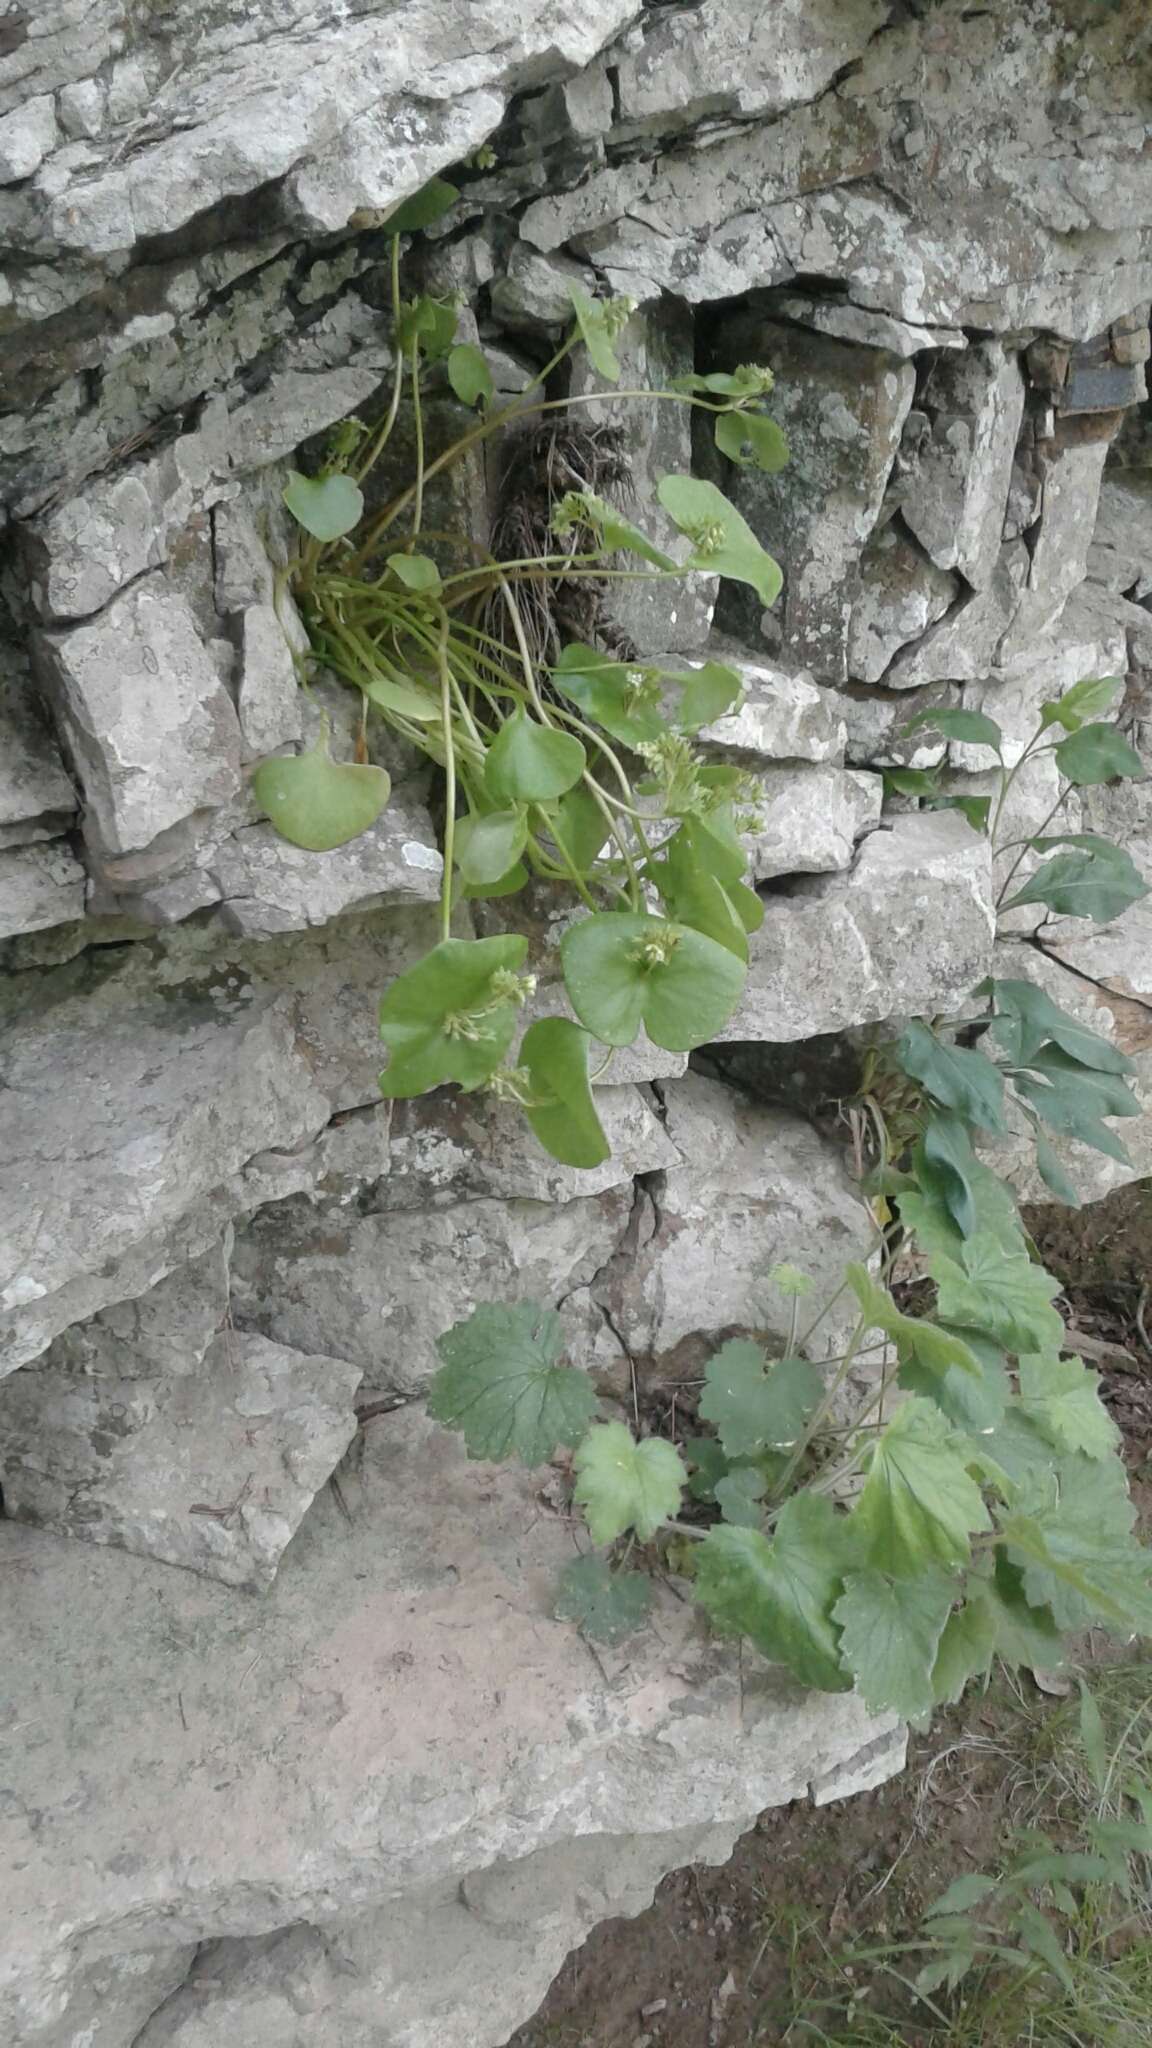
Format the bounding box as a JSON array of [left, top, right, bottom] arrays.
[[378, 934, 529, 1096], [282, 470, 364, 542], [388, 552, 442, 594], [518, 1016, 610, 1169], [545, 784, 610, 872], [447, 342, 494, 409], [485, 710, 586, 802], [560, 911, 746, 1051], [573, 1420, 687, 1544], [568, 282, 623, 382], [1053, 721, 1145, 786], [252, 740, 390, 851], [657, 474, 783, 608], [386, 177, 459, 233], [675, 659, 743, 732], [461, 860, 529, 900], [551, 644, 665, 745], [454, 808, 528, 886], [714, 410, 790, 473], [428, 1301, 596, 1464]]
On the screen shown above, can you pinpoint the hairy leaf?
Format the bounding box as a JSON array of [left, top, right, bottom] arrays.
[[833, 1565, 957, 1719], [998, 1452, 1152, 1634], [1018, 1351, 1119, 1460], [847, 1264, 982, 1384], [900, 1328, 1009, 1434], [897, 1020, 1007, 1133], [554, 1554, 652, 1643], [852, 1398, 991, 1577], [573, 1421, 687, 1543], [699, 1340, 821, 1457], [282, 469, 364, 542], [560, 911, 745, 1051], [428, 1301, 597, 1463], [931, 1230, 1064, 1356], [714, 1466, 768, 1527], [695, 1497, 852, 1692]]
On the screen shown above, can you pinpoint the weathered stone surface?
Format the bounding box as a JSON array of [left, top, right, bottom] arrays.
[[1043, 779, 1152, 1009], [685, 648, 847, 765], [706, 317, 915, 673], [886, 542, 1031, 689], [209, 800, 443, 937], [35, 578, 243, 859], [383, 1082, 678, 1206], [0, 1333, 362, 1588], [13, 1946, 198, 2048], [0, 841, 86, 938], [234, 601, 306, 760], [0, 1408, 902, 2048], [611, 0, 888, 134], [997, 429, 1115, 662], [0, 634, 77, 841], [763, 293, 965, 360], [24, 429, 221, 623], [900, 345, 1025, 587], [840, 684, 953, 770], [1087, 472, 1152, 599], [717, 813, 994, 1043], [743, 764, 881, 882], [847, 522, 957, 683], [955, 583, 1129, 766], [568, 299, 716, 651], [0, 92, 57, 182], [38, 1236, 231, 1380], [490, 245, 594, 333]]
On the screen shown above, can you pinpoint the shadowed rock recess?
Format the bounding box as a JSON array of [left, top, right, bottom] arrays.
[[1, 1, 1151, 2040]]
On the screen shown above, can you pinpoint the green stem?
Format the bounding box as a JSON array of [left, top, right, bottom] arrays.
[[769, 1313, 869, 1505], [351, 234, 405, 485], [436, 613, 456, 944], [409, 338, 425, 539], [994, 784, 1070, 910]]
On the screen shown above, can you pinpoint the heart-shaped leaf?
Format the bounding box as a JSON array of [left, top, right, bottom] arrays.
[[397, 295, 458, 359], [560, 911, 745, 1051], [714, 410, 790, 473], [386, 178, 459, 233], [518, 1016, 609, 1169], [648, 842, 749, 960], [388, 552, 442, 594], [486, 710, 586, 802], [252, 735, 390, 850], [573, 1420, 687, 1543], [360, 670, 441, 722], [453, 808, 528, 886], [447, 341, 494, 409], [657, 474, 783, 608], [545, 784, 610, 872], [378, 934, 529, 1096], [675, 659, 743, 732], [551, 644, 665, 745], [282, 470, 364, 542]]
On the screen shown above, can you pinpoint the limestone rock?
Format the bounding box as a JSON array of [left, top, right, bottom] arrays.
[[35, 578, 243, 860], [900, 344, 1025, 587], [0, 1408, 902, 2048], [1087, 473, 1152, 599], [955, 583, 1129, 766], [611, 0, 889, 133], [24, 429, 220, 623], [763, 292, 965, 360], [210, 800, 443, 937], [0, 1333, 362, 1588], [234, 602, 306, 760], [847, 523, 958, 683], [717, 813, 994, 1042], [0, 635, 77, 842], [840, 685, 953, 769], [743, 764, 881, 882], [686, 649, 847, 764], [490, 246, 594, 333], [706, 317, 915, 674], [886, 543, 1031, 689], [0, 841, 86, 938], [0, 92, 57, 182], [383, 1082, 679, 1206], [37, 1236, 231, 1380], [997, 429, 1115, 663]]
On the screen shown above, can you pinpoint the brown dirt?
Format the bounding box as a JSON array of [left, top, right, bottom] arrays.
[[503, 1186, 1152, 2048]]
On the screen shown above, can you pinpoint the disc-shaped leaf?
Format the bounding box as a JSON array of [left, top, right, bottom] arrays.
[[378, 934, 529, 1096], [675, 659, 743, 732], [931, 1230, 1064, 1356], [649, 853, 749, 961], [695, 1496, 853, 1693], [386, 177, 459, 232], [897, 1020, 1008, 1134], [1053, 721, 1144, 785], [282, 469, 364, 542], [461, 860, 529, 901], [657, 474, 783, 608], [834, 1565, 957, 1719], [852, 1397, 991, 1578], [982, 977, 1135, 1074], [699, 1339, 821, 1457], [253, 742, 390, 851], [560, 911, 745, 1051], [486, 711, 586, 802], [714, 410, 790, 473], [454, 808, 528, 886], [518, 1016, 610, 1170], [554, 1554, 652, 1643], [546, 783, 610, 872], [446, 341, 493, 409], [428, 1301, 597, 1464], [568, 283, 624, 382], [1040, 674, 1124, 732], [573, 1421, 687, 1543], [672, 367, 775, 398], [388, 551, 442, 593], [551, 644, 665, 745]]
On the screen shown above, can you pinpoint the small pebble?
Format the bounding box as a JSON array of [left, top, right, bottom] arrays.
[[641, 1999, 668, 2019]]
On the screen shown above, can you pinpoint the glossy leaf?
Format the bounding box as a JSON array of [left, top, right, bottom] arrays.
[[852, 1398, 991, 1578], [1053, 721, 1144, 785], [387, 177, 459, 232], [518, 1016, 610, 1170], [446, 341, 494, 409], [695, 1497, 852, 1693], [378, 934, 529, 1096], [560, 911, 745, 1051], [253, 737, 390, 851], [486, 710, 586, 802], [649, 850, 749, 961], [713, 409, 790, 473], [657, 474, 783, 608], [833, 1565, 957, 1719], [554, 1554, 652, 1643], [283, 469, 364, 542], [698, 1340, 821, 1458], [573, 1421, 687, 1544], [453, 808, 528, 886], [552, 489, 677, 571], [428, 1301, 597, 1464], [897, 1020, 1007, 1133]]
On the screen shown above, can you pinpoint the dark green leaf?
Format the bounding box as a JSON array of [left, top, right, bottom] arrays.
[[1003, 843, 1148, 923], [573, 1420, 686, 1543], [1034, 1134, 1082, 1208], [554, 1554, 652, 1643], [378, 934, 529, 1096], [695, 1497, 853, 1693], [905, 707, 1003, 750], [657, 474, 783, 608], [834, 1565, 957, 1719], [446, 341, 494, 409], [518, 1016, 610, 1170], [428, 1300, 597, 1463], [282, 469, 364, 542], [714, 1466, 768, 1527], [699, 1340, 821, 1458], [1015, 1044, 1140, 1119], [560, 911, 745, 1051], [897, 1020, 1007, 1133], [937, 793, 993, 833], [685, 1436, 731, 1502], [1013, 1072, 1134, 1166], [253, 737, 389, 851], [486, 710, 586, 802], [916, 1112, 984, 1240], [386, 178, 459, 232], [982, 977, 1134, 1074], [714, 410, 790, 473], [1053, 721, 1144, 786]]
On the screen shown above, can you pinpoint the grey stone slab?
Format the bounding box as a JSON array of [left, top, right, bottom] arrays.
[[847, 522, 957, 683], [0, 636, 77, 836], [209, 797, 443, 937], [900, 344, 1026, 587], [742, 763, 881, 881], [0, 841, 86, 937]]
